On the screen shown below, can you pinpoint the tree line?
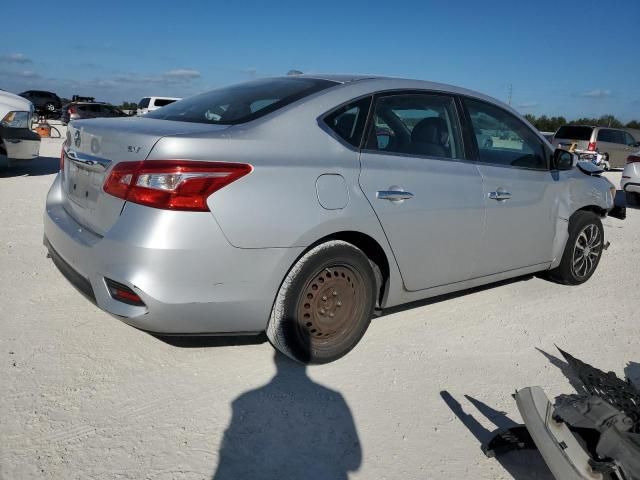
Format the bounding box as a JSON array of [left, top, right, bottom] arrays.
[[523, 114, 640, 132]]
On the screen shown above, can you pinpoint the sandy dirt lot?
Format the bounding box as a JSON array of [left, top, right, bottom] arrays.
[[1, 137, 639, 479]]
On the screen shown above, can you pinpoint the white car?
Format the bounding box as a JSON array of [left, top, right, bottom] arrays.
[[136, 96, 181, 115], [621, 151, 640, 204], [0, 90, 40, 168]]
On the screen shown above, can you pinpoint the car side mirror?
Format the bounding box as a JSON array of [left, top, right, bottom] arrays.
[[552, 148, 575, 171], [633, 141, 640, 148]]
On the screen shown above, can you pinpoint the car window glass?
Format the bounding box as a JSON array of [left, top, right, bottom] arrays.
[[554, 125, 593, 140], [366, 93, 462, 159], [250, 98, 278, 112], [323, 97, 372, 148], [598, 129, 625, 144], [153, 98, 177, 107], [464, 98, 547, 170], [624, 132, 636, 146], [138, 98, 150, 109], [147, 78, 337, 125]]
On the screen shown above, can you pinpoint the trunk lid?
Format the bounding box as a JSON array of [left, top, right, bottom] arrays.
[[62, 117, 228, 235]]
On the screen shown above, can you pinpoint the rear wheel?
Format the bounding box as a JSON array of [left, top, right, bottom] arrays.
[[267, 240, 376, 364], [548, 211, 604, 285]]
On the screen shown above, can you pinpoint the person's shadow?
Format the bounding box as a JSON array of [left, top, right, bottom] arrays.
[[212, 351, 362, 480]]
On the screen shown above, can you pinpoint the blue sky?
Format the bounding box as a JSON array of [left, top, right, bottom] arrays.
[[1, 0, 638, 120]]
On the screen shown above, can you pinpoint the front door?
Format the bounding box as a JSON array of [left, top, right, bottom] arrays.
[[462, 97, 558, 276], [359, 92, 485, 291]]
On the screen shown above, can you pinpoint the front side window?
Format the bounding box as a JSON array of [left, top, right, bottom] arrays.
[[323, 96, 372, 147], [138, 98, 150, 109], [365, 93, 463, 159], [464, 98, 547, 170], [147, 77, 337, 125]]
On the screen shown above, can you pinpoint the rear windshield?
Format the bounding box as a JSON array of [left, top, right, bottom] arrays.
[[554, 125, 593, 140], [146, 77, 337, 125], [153, 98, 177, 107]]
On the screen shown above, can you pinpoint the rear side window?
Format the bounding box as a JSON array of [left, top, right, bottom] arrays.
[[323, 96, 372, 148], [365, 93, 463, 159], [153, 98, 176, 107], [464, 97, 547, 170], [597, 129, 626, 144], [146, 77, 337, 125], [555, 125, 593, 140], [138, 98, 150, 109]]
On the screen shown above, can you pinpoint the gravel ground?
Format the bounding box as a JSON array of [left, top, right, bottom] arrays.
[[1, 136, 639, 479]]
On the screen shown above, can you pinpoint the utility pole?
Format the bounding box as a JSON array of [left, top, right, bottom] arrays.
[[508, 84, 513, 106]]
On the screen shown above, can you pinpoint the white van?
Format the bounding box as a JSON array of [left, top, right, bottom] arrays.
[[137, 97, 181, 116]]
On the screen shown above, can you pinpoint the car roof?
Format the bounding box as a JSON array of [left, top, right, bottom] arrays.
[[291, 73, 519, 111]]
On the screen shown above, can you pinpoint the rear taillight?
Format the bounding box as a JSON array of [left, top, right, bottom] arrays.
[[587, 142, 597, 151], [103, 160, 252, 211], [627, 155, 640, 164], [68, 106, 76, 115], [60, 148, 64, 171]]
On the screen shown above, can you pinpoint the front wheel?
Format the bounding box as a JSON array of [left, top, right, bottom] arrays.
[[267, 240, 376, 364], [548, 211, 604, 285]]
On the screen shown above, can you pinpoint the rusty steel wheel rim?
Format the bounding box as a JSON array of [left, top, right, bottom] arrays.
[[296, 264, 366, 345]]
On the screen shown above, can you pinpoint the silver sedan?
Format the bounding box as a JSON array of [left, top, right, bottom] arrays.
[[44, 75, 619, 363]]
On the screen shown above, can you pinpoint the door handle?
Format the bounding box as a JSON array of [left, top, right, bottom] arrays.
[[488, 191, 512, 200], [377, 189, 414, 202]]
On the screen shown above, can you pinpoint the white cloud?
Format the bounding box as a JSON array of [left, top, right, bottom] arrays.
[[0, 53, 32, 64], [580, 89, 612, 98], [163, 69, 201, 80]]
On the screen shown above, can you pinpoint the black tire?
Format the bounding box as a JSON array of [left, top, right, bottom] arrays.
[[267, 240, 376, 364], [548, 211, 604, 285]]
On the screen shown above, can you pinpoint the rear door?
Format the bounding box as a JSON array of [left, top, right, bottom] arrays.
[[358, 91, 485, 291], [597, 129, 628, 168], [462, 97, 557, 276]]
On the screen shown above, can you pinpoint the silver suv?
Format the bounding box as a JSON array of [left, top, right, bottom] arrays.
[[552, 125, 640, 169], [44, 75, 621, 364]]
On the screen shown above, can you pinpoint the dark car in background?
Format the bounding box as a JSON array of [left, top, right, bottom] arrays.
[[19, 90, 62, 114], [61, 101, 128, 124]]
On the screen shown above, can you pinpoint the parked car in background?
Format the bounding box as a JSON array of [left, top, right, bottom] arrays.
[[19, 90, 62, 115], [621, 151, 640, 204], [45, 75, 621, 364], [137, 96, 181, 115], [540, 131, 554, 142], [61, 101, 128, 124], [552, 125, 640, 169], [0, 90, 40, 167]]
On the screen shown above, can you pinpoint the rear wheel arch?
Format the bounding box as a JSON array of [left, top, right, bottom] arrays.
[[275, 231, 390, 312]]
